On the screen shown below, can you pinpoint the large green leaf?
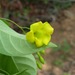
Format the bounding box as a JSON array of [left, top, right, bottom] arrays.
[[13, 54, 37, 75], [0, 54, 37, 75], [0, 20, 57, 56], [0, 54, 18, 75], [0, 19, 10, 27]]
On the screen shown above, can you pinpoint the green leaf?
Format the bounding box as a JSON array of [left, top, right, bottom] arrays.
[[14, 70, 30, 75], [0, 19, 10, 27], [0, 54, 18, 75], [13, 54, 37, 75], [0, 54, 37, 75], [0, 20, 56, 56], [52, 44, 61, 52], [0, 69, 9, 75]]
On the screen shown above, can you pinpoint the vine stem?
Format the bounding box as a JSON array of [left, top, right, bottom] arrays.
[[0, 18, 29, 34], [21, 27, 30, 30]]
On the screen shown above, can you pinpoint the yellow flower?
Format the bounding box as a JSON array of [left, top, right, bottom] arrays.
[[26, 21, 54, 47]]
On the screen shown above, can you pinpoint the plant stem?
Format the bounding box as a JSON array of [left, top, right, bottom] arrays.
[[21, 27, 30, 30]]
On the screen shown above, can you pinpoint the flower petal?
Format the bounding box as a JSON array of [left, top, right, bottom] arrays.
[[43, 35, 51, 45], [43, 22, 54, 35], [34, 30, 44, 39], [30, 21, 43, 32], [26, 30, 35, 43], [35, 38, 43, 47]]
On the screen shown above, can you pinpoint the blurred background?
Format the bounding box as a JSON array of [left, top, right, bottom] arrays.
[[0, 0, 75, 75]]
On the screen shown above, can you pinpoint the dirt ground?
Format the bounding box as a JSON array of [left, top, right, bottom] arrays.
[[38, 4, 75, 75]]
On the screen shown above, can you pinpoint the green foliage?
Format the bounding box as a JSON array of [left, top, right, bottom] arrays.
[[42, 0, 49, 4], [26, 0, 72, 9], [0, 54, 37, 75], [61, 40, 71, 53], [59, 55, 67, 61], [52, 44, 61, 52], [52, 39, 71, 53], [53, 59, 63, 67], [0, 20, 56, 75], [52, 39, 71, 67], [63, 72, 70, 75], [0, 19, 11, 27], [53, 1, 72, 9], [24, 0, 49, 4]]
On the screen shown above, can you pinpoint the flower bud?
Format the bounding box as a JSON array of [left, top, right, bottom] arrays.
[[37, 52, 45, 64], [40, 50, 45, 54], [39, 56, 45, 64], [36, 61, 42, 69]]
